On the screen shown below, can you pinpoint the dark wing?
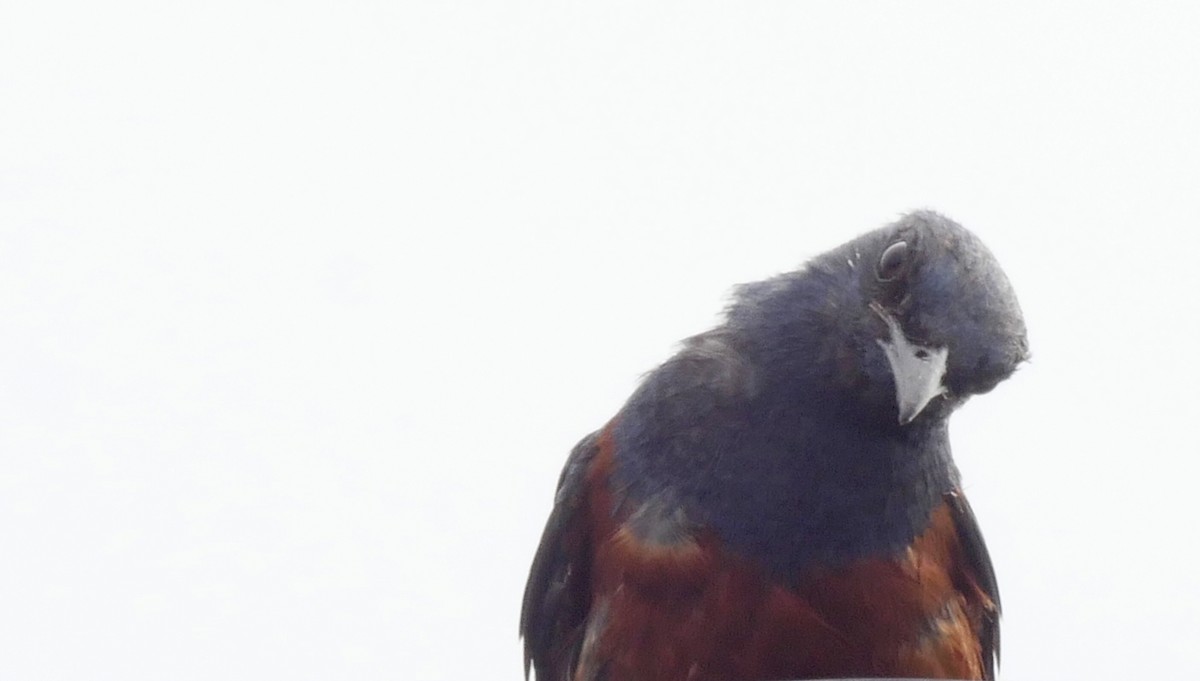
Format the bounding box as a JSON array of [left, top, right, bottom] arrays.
[[520, 431, 600, 681], [945, 490, 1001, 681]]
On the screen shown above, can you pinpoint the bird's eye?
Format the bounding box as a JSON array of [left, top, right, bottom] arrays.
[[876, 241, 908, 281]]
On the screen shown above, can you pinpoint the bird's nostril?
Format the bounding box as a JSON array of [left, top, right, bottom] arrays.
[[914, 349, 929, 360]]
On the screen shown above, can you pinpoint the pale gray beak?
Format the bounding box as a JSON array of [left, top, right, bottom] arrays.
[[873, 307, 948, 425]]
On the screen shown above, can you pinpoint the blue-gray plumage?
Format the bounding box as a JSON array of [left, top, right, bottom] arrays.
[[609, 210, 1027, 576]]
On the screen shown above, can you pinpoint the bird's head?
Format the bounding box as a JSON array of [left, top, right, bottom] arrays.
[[842, 211, 1029, 424], [731, 211, 1028, 426]]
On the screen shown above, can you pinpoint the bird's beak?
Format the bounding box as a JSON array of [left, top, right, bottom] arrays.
[[872, 307, 948, 425]]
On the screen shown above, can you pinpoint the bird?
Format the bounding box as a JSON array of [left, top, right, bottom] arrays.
[[520, 211, 1028, 681]]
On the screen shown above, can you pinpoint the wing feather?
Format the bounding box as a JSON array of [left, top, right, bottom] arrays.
[[945, 490, 1001, 680], [520, 432, 601, 681]]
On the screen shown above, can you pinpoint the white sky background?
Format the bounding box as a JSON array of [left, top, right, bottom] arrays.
[[2, 2, 1198, 679]]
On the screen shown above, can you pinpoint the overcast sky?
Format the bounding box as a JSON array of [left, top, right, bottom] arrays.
[[2, 2, 1198, 680]]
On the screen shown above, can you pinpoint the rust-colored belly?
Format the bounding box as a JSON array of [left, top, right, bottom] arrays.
[[583, 455, 986, 681]]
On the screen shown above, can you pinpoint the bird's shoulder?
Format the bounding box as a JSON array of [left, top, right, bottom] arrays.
[[629, 330, 760, 421]]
